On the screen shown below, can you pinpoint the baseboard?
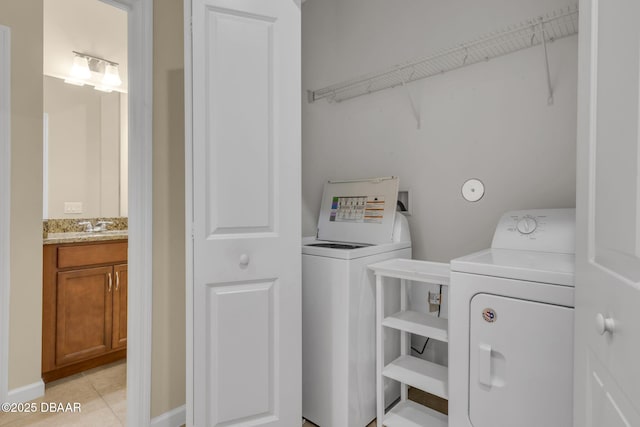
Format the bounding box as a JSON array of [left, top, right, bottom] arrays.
[[151, 404, 186, 427], [6, 379, 45, 403]]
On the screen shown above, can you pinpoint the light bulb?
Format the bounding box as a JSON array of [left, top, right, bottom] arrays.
[[70, 55, 91, 80], [102, 64, 122, 87]]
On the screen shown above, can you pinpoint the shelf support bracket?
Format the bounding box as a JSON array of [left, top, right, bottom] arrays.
[[307, 89, 315, 103], [540, 21, 554, 105], [401, 78, 421, 129]]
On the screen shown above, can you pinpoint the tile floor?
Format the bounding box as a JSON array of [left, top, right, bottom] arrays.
[[1, 361, 438, 427], [0, 360, 126, 427]]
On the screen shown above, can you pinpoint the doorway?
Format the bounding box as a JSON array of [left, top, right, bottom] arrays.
[[0, 0, 152, 425]]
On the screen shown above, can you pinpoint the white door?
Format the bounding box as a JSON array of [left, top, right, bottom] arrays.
[[575, 0, 640, 426], [188, 0, 301, 425]]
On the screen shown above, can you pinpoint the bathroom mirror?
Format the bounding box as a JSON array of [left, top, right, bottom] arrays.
[[42, 0, 127, 220], [43, 75, 128, 219]]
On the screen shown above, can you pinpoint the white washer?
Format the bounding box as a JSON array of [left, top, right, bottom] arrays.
[[449, 208, 575, 427], [302, 177, 412, 427]]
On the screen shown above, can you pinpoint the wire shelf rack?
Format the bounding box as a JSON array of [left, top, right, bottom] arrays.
[[308, 4, 579, 104]]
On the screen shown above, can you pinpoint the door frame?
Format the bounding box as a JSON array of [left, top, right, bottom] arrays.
[[109, 1, 154, 425], [183, 1, 193, 424], [0, 23, 11, 404], [0, 2, 153, 426]]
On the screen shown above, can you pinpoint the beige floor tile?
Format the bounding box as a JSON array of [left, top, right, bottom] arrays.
[[1, 361, 127, 427], [5, 406, 122, 427], [0, 374, 106, 427], [44, 377, 104, 407], [101, 389, 126, 424], [83, 360, 126, 396], [0, 405, 36, 426]]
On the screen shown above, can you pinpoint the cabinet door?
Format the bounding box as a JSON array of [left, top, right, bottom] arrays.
[[56, 266, 113, 366], [112, 264, 127, 349]]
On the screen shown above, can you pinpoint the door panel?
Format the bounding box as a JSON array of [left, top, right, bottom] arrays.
[[204, 7, 275, 235], [575, 0, 640, 425], [112, 264, 127, 349], [190, 0, 301, 425], [592, 0, 640, 279], [207, 280, 276, 425], [587, 351, 640, 427], [55, 266, 113, 365]]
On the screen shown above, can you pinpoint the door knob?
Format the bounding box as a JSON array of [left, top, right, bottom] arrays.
[[239, 254, 250, 266], [595, 313, 615, 335]]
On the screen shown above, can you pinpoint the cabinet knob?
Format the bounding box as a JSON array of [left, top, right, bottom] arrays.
[[239, 254, 250, 266], [595, 313, 615, 335]]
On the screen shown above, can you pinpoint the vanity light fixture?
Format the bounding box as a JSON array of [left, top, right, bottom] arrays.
[[63, 51, 122, 92]]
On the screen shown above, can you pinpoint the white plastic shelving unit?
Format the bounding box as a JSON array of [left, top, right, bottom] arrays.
[[369, 258, 450, 427]]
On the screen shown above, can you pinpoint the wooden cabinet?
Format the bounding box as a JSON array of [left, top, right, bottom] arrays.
[[43, 240, 128, 382]]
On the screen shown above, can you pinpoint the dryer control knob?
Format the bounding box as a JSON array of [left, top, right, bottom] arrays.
[[516, 216, 537, 234]]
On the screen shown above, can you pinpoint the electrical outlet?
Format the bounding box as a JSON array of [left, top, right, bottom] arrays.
[[429, 291, 441, 305], [428, 291, 441, 312], [64, 202, 83, 214]]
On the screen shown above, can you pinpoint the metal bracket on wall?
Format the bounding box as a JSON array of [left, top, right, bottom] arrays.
[[540, 19, 555, 105], [401, 77, 421, 129]]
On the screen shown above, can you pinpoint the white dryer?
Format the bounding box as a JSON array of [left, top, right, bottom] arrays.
[[449, 208, 576, 427], [302, 177, 412, 427]]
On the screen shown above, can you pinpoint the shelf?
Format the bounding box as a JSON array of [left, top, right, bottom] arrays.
[[383, 355, 448, 400], [308, 4, 578, 104], [369, 258, 450, 285], [383, 310, 448, 342], [384, 400, 448, 427]]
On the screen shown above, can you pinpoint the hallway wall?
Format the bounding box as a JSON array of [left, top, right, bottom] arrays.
[[0, 0, 45, 391]]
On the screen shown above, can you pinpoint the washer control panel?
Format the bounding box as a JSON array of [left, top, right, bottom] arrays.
[[491, 208, 575, 254]]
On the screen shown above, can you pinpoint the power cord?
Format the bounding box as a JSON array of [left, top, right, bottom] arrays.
[[411, 284, 443, 355]]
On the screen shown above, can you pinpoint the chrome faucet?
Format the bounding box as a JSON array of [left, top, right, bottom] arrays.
[[77, 221, 94, 232], [77, 220, 113, 233], [93, 220, 113, 232]]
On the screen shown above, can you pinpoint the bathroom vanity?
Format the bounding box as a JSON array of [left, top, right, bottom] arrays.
[[42, 235, 128, 382]]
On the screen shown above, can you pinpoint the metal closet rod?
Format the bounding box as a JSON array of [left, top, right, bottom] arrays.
[[307, 4, 579, 104]]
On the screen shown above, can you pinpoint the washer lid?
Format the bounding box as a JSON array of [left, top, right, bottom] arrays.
[[316, 177, 399, 245], [451, 248, 575, 286]]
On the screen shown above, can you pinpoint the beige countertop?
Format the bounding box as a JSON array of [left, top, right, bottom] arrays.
[[44, 230, 128, 245]]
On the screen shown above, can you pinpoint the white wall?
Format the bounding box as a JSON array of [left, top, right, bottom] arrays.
[[302, 0, 578, 364], [43, 0, 128, 92], [1, 0, 43, 392], [302, 0, 577, 260]]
